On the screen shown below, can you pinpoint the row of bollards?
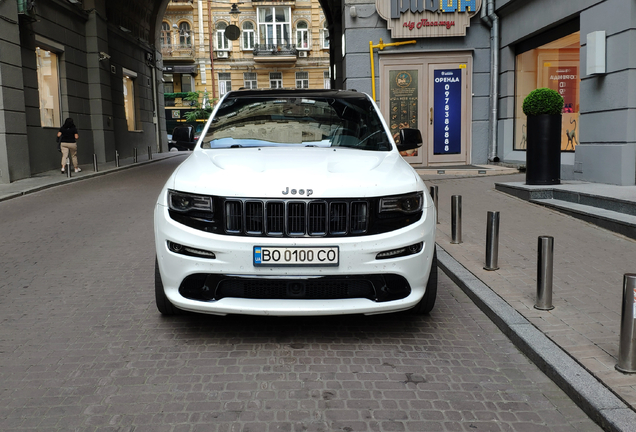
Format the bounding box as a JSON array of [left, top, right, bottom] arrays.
[[90, 148, 153, 173], [431, 185, 636, 374]]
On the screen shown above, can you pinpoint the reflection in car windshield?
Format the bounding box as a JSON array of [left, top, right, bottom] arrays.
[[201, 96, 391, 151]]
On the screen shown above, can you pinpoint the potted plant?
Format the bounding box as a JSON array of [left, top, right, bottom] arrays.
[[522, 88, 564, 185]]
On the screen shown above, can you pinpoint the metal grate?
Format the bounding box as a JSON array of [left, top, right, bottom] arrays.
[[223, 199, 369, 237], [216, 278, 375, 300]]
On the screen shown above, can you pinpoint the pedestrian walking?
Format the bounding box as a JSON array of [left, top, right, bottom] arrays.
[[57, 118, 81, 174]]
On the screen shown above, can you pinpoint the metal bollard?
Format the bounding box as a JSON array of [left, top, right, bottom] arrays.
[[148, 146, 152, 160], [93, 154, 98, 172], [484, 211, 500, 271], [66, 157, 71, 178], [616, 274, 636, 373], [133, 147, 138, 163], [451, 195, 462, 244], [535, 236, 555, 310], [429, 185, 439, 224], [115, 151, 120, 167]]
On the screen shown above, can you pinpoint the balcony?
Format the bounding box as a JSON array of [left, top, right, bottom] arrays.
[[167, 0, 194, 11], [161, 44, 195, 61], [253, 40, 298, 63]]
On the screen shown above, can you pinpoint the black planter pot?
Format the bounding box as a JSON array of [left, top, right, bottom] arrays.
[[526, 114, 561, 185]]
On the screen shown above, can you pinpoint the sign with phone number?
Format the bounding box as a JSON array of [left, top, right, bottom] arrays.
[[433, 69, 461, 155]]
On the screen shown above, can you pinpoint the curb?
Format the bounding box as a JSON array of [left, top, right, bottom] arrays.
[[0, 153, 183, 203], [436, 244, 636, 432]]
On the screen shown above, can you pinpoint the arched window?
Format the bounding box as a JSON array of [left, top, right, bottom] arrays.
[[161, 22, 171, 47], [296, 20, 309, 50], [242, 21, 255, 50], [216, 22, 229, 50], [179, 22, 191, 46], [321, 21, 330, 49]]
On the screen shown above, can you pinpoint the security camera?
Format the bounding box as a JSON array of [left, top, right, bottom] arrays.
[[99, 52, 111, 61]]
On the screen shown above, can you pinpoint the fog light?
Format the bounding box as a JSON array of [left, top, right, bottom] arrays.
[[376, 242, 423, 260], [168, 241, 216, 259]]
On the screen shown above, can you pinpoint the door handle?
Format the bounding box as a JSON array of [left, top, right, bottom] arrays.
[[430, 108, 433, 125]]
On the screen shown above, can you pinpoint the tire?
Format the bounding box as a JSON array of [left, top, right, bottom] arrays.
[[155, 257, 181, 315], [411, 249, 438, 315]]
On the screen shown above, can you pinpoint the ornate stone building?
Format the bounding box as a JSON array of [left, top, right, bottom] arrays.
[[161, 0, 331, 132]]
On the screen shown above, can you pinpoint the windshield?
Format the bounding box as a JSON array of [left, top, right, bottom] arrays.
[[201, 95, 392, 151]]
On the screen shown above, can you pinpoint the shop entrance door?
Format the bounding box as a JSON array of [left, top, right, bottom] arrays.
[[427, 62, 470, 165], [379, 53, 472, 166]]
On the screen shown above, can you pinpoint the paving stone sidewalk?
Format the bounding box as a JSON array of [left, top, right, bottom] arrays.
[[421, 173, 636, 415]]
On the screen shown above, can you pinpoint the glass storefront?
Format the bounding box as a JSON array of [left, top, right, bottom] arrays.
[[514, 32, 580, 152]]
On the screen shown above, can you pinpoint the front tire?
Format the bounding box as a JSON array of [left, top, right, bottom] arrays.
[[411, 249, 438, 315], [155, 257, 181, 315]]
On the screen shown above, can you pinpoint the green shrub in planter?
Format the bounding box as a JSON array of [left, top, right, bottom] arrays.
[[522, 88, 564, 116], [522, 88, 563, 185]]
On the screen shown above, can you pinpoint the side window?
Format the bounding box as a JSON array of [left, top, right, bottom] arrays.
[[35, 47, 61, 127], [244, 72, 258, 89], [321, 22, 330, 49], [242, 21, 255, 50], [219, 72, 232, 96], [216, 22, 229, 50], [296, 21, 309, 50], [122, 69, 137, 131], [179, 22, 191, 46], [269, 72, 282, 89], [295, 71, 309, 89], [161, 22, 171, 47]]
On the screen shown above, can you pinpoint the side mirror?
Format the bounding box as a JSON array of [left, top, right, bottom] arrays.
[[396, 128, 423, 152]]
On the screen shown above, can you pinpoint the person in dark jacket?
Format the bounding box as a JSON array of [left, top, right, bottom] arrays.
[[57, 118, 81, 173]]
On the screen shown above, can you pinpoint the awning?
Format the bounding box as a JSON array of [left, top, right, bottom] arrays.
[[163, 65, 198, 75]]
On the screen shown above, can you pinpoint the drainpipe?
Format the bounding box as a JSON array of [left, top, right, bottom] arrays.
[[481, 0, 500, 162]]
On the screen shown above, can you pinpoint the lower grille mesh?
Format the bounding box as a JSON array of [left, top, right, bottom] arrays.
[[216, 279, 375, 300]]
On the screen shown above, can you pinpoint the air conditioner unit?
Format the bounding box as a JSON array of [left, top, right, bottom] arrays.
[[216, 51, 229, 59], [298, 51, 308, 58]]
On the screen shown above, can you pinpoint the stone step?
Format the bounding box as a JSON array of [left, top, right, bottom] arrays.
[[530, 198, 636, 240]]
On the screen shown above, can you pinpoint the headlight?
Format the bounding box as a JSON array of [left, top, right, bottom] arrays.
[[379, 192, 423, 214], [168, 190, 213, 214]]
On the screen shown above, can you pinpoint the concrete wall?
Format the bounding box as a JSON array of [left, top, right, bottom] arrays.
[[0, 0, 29, 183], [497, 0, 636, 185], [0, 0, 165, 183], [340, 1, 493, 164]]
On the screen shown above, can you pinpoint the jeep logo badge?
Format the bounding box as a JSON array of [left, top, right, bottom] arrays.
[[282, 187, 313, 196]]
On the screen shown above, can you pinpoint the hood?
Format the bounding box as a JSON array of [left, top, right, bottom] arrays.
[[168, 147, 422, 198]]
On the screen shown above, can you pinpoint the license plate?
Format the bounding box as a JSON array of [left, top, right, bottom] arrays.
[[254, 246, 339, 266]]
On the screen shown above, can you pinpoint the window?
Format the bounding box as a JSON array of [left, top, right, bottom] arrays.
[[321, 22, 330, 49], [269, 72, 282, 89], [35, 47, 61, 127], [179, 22, 191, 47], [164, 73, 174, 93], [244, 72, 258, 89], [514, 32, 580, 151], [242, 21, 255, 50], [323, 71, 331, 89], [219, 72, 232, 96], [181, 74, 193, 93], [216, 22, 230, 50], [295, 71, 309, 89], [122, 70, 137, 131], [296, 21, 309, 50], [257, 7, 291, 49], [161, 22, 172, 47]]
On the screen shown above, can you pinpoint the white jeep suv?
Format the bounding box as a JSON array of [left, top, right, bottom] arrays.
[[154, 89, 437, 316]]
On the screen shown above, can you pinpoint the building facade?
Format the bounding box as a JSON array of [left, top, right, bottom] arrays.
[[337, 0, 636, 185], [161, 0, 331, 133]]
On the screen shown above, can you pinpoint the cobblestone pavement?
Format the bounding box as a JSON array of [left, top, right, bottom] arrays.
[[0, 158, 602, 431]]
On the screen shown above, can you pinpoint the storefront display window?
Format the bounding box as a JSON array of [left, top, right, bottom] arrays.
[[35, 47, 61, 128], [514, 32, 580, 151]]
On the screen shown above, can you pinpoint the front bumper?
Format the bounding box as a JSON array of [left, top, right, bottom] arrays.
[[154, 202, 436, 316]]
